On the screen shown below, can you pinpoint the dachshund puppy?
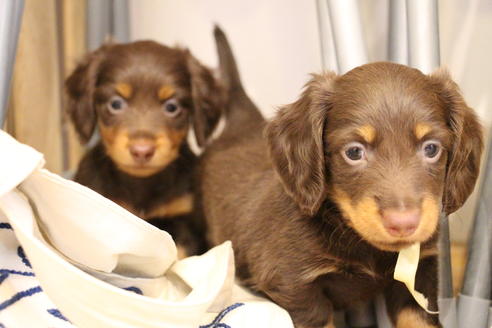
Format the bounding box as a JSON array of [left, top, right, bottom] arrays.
[[66, 39, 224, 256], [198, 62, 483, 327]]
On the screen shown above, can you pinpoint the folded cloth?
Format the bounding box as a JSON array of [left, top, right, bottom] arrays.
[[0, 130, 293, 328]]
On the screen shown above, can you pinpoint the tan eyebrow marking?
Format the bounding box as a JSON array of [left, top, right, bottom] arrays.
[[115, 83, 132, 99], [415, 123, 432, 140], [357, 125, 376, 143], [158, 85, 175, 100]]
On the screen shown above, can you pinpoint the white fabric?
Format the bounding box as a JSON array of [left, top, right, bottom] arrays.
[[0, 130, 293, 328]]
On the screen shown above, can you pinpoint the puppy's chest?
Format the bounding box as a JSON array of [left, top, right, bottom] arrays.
[[114, 173, 194, 220], [306, 257, 393, 307], [117, 191, 193, 220]]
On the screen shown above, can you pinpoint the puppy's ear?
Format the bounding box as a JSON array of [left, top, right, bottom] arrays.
[[429, 68, 483, 214], [65, 45, 108, 143], [266, 72, 337, 216], [186, 53, 224, 147]]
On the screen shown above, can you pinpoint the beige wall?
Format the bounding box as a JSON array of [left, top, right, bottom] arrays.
[[129, 0, 492, 242], [129, 0, 322, 118]]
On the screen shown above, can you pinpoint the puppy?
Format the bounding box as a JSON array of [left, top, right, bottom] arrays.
[[198, 62, 483, 327], [66, 39, 224, 256]]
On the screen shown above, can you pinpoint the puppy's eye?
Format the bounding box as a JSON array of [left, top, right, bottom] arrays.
[[163, 98, 182, 117], [342, 143, 366, 165], [422, 140, 442, 163], [107, 96, 127, 113]]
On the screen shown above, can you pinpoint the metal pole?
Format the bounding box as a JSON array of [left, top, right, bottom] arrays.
[[406, 0, 440, 74], [405, 2, 463, 327], [112, 0, 130, 43], [438, 215, 458, 328], [346, 300, 376, 327], [375, 294, 393, 328], [326, 0, 368, 73], [388, 0, 408, 64], [87, 0, 112, 50], [315, 0, 338, 73], [325, 1, 378, 325], [458, 140, 492, 328], [0, 0, 24, 127]]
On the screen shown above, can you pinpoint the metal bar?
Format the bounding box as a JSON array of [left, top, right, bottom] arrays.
[[375, 293, 393, 328], [112, 0, 130, 43], [315, 0, 338, 73], [404, 3, 463, 327], [438, 215, 458, 328], [55, 0, 70, 174], [0, 0, 24, 127], [458, 139, 492, 328], [439, 215, 454, 299], [333, 311, 347, 328], [388, 0, 408, 64], [87, 0, 112, 50], [346, 300, 376, 327], [325, 1, 377, 324], [406, 0, 440, 73], [326, 0, 368, 73]]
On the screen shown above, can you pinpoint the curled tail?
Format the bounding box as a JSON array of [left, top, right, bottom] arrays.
[[213, 25, 264, 136]]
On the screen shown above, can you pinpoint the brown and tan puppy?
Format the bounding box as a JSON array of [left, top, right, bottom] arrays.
[[66, 39, 225, 256], [198, 60, 483, 327]]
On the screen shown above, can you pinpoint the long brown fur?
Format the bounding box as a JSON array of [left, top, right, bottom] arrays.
[[66, 37, 226, 256], [197, 61, 483, 327]]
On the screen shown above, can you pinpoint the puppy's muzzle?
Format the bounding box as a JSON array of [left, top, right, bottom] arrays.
[[129, 138, 156, 164], [382, 208, 420, 237]]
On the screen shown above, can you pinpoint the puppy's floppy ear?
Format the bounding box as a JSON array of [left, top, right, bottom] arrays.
[[429, 68, 483, 214], [186, 52, 224, 147], [65, 45, 109, 143], [266, 72, 337, 216]]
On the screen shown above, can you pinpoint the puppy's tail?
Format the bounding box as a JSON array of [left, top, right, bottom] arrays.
[[214, 25, 264, 136]]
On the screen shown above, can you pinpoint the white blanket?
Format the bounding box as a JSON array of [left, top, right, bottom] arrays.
[[0, 130, 293, 328]]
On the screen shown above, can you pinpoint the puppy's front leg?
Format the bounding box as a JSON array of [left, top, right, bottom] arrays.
[[266, 281, 334, 328], [385, 256, 440, 328]]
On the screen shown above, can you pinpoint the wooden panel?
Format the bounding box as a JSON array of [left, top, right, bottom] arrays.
[[62, 0, 87, 173], [7, 0, 63, 173]]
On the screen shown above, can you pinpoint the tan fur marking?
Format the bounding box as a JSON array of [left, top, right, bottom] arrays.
[[98, 122, 121, 153], [176, 246, 188, 260], [357, 125, 376, 143], [358, 264, 378, 279], [116, 201, 141, 217], [396, 307, 437, 328], [301, 264, 340, 282], [334, 189, 383, 243], [419, 196, 440, 242], [298, 321, 335, 328], [146, 194, 193, 218], [333, 189, 440, 251], [166, 129, 187, 146], [420, 247, 438, 259], [158, 85, 175, 100], [99, 121, 187, 177], [115, 83, 133, 99], [302, 258, 378, 283], [415, 123, 432, 140]]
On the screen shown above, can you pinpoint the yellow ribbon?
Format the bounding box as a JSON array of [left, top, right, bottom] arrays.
[[394, 243, 439, 314]]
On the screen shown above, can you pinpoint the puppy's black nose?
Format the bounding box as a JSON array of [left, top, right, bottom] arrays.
[[129, 142, 155, 163]]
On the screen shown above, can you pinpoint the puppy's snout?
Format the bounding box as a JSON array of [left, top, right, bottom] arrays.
[[129, 141, 156, 164], [382, 208, 420, 237]]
